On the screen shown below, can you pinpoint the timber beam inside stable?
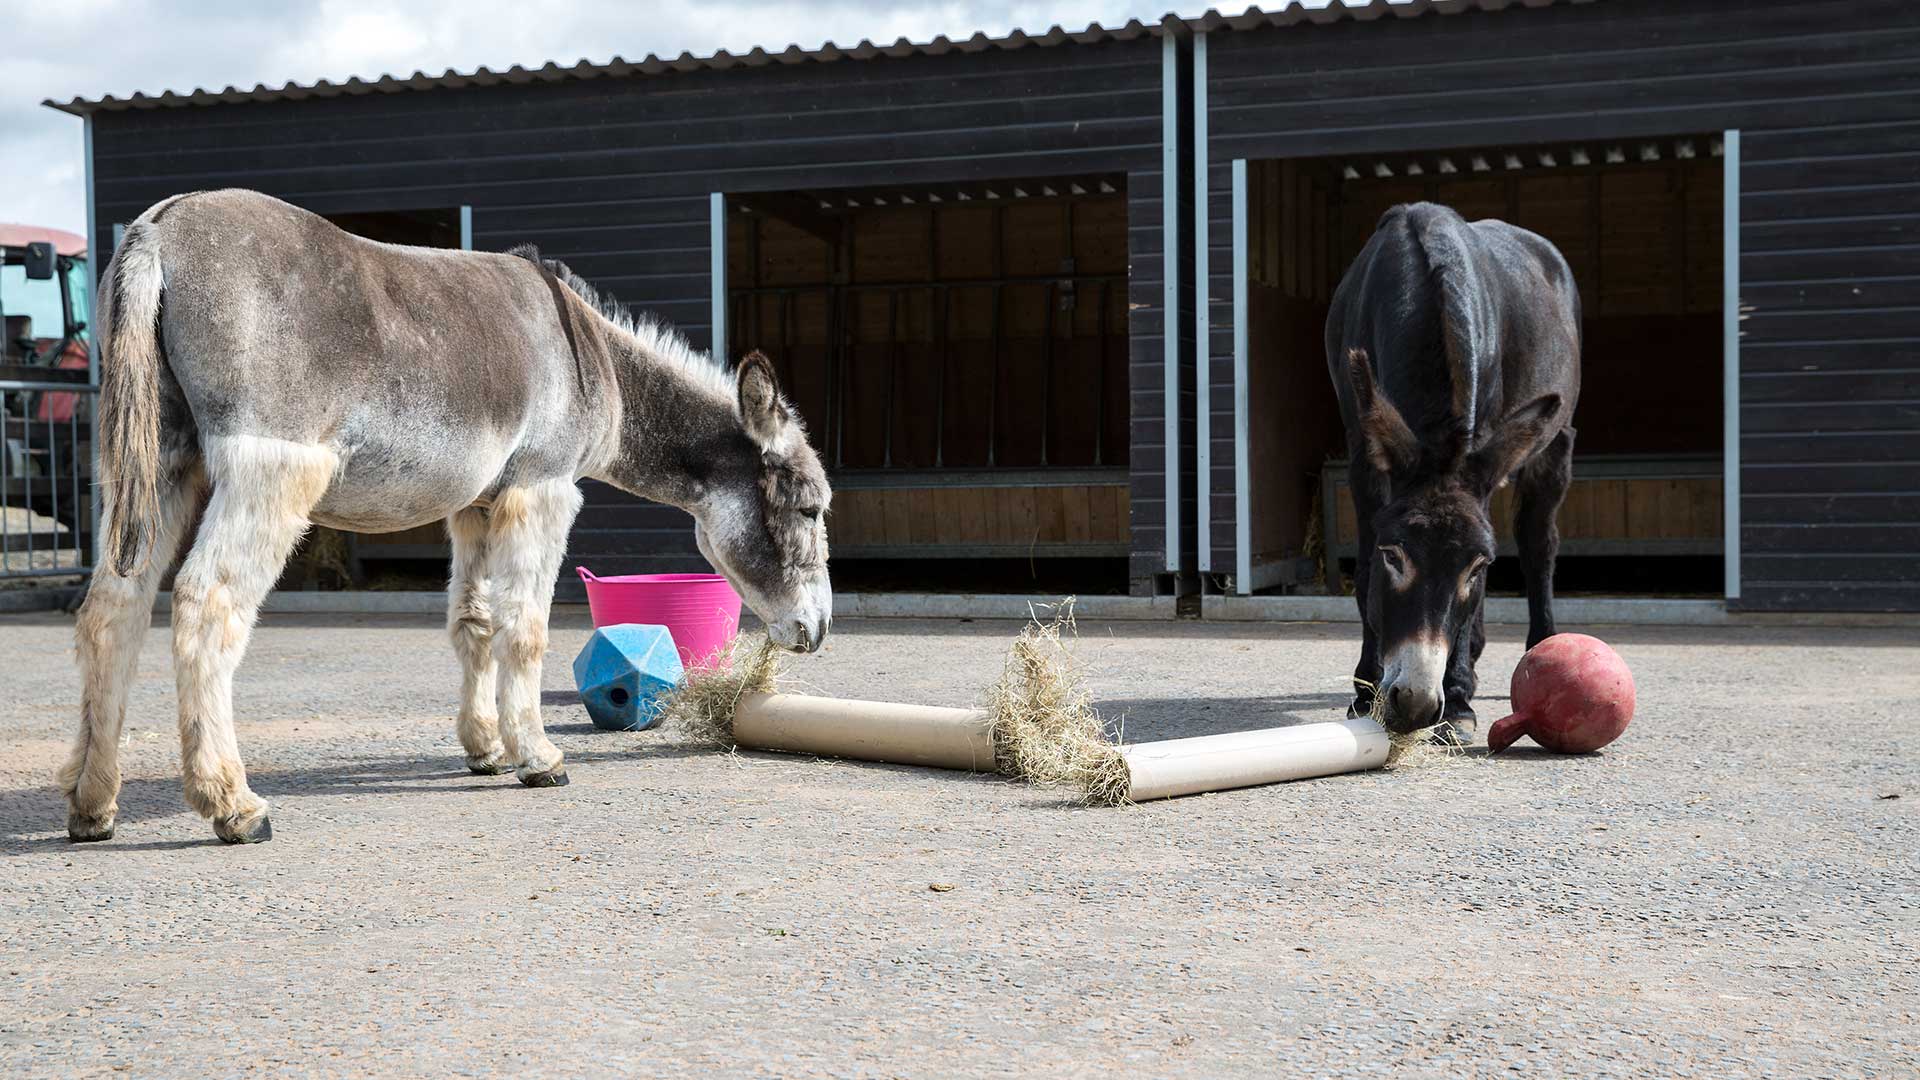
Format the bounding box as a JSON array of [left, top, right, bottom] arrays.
[[740, 174, 1126, 216], [734, 192, 841, 247], [1332, 136, 1723, 183]]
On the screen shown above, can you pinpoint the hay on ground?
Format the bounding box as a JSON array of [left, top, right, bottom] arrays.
[[1353, 678, 1464, 769], [658, 634, 784, 748], [983, 600, 1132, 807], [654, 604, 1454, 800], [1386, 729, 1454, 769]]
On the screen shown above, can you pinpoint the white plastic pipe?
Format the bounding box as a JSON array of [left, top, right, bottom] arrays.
[[1119, 717, 1389, 802], [732, 693, 997, 771]]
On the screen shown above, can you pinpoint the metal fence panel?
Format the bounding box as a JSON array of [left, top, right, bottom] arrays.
[[1, 377, 96, 582]]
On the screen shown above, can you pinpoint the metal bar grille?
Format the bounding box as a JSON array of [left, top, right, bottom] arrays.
[[1, 378, 97, 582], [731, 272, 1123, 474]]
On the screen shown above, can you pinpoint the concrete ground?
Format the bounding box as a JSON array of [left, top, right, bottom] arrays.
[[0, 609, 1914, 1078]]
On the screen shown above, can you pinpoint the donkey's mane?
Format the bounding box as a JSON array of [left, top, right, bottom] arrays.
[[1412, 213, 1480, 437], [1379, 205, 1481, 449], [509, 244, 735, 399]]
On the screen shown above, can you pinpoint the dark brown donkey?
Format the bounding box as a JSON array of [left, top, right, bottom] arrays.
[[1326, 202, 1581, 743]]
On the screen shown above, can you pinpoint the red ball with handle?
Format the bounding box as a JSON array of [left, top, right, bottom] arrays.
[[1487, 633, 1635, 753]]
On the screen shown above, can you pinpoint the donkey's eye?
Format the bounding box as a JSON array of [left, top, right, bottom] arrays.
[[1379, 544, 1411, 583], [1459, 556, 1491, 599], [799, 506, 823, 522]]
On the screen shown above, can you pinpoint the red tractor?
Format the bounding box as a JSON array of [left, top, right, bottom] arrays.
[[2, 224, 92, 542]]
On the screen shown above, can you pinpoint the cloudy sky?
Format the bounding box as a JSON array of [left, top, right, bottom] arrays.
[[2, 0, 1244, 237]]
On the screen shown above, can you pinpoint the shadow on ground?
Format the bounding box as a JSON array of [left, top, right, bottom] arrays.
[[1098, 693, 1351, 740], [0, 735, 714, 856], [1096, 692, 1511, 741]]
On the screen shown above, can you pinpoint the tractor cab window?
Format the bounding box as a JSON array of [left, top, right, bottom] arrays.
[[65, 257, 90, 343], [1, 253, 87, 364]]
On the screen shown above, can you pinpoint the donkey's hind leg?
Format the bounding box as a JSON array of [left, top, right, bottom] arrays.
[[484, 479, 583, 788], [61, 460, 205, 841], [447, 506, 508, 774], [171, 436, 336, 843]]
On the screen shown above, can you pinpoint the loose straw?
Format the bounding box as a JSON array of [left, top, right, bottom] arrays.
[[1352, 678, 1467, 770], [981, 600, 1131, 805], [659, 634, 786, 748]]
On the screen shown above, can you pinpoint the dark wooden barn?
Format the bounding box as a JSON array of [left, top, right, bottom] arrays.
[[1193, 0, 1919, 612], [50, 0, 1917, 613], [53, 20, 1198, 599]]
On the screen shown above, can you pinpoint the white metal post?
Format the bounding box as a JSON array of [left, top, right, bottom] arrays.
[[1161, 33, 1182, 573], [1193, 32, 1211, 574], [1232, 158, 1251, 594], [459, 205, 473, 251], [710, 192, 728, 363], [1722, 130, 1741, 603]]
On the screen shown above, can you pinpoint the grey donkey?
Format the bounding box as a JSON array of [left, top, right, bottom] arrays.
[[63, 189, 832, 844]]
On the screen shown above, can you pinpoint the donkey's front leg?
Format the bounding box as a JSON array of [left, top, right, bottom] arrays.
[[1346, 460, 1388, 719], [1440, 598, 1487, 744], [447, 507, 508, 775], [1514, 428, 1575, 650], [485, 479, 583, 788]]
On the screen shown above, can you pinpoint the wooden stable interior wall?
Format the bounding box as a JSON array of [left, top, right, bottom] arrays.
[[1244, 162, 1340, 574], [1242, 151, 1724, 581], [829, 483, 1130, 557], [1326, 457, 1724, 560], [732, 195, 1130, 469], [730, 193, 1131, 557]]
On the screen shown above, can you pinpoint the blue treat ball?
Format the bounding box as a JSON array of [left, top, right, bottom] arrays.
[[571, 624, 685, 732]]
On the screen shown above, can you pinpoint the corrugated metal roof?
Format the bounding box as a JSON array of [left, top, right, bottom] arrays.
[[42, 19, 1159, 116], [44, 1, 1594, 116], [1185, 0, 1593, 33]]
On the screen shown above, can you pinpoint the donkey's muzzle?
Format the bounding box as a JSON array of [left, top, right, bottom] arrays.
[[1382, 685, 1443, 733], [784, 614, 830, 654]]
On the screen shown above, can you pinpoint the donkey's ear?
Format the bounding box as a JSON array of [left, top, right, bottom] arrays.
[[736, 350, 786, 450], [1347, 348, 1420, 475], [1465, 392, 1562, 496]]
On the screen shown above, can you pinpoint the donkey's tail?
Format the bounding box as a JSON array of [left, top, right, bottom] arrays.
[[96, 221, 167, 577]]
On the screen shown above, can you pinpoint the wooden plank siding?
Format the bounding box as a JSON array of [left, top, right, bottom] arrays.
[[732, 196, 1131, 474], [87, 36, 1176, 597], [1327, 459, 1725, 559], [829, 484, 1131, 557], [1201, 0, 1920, 610]]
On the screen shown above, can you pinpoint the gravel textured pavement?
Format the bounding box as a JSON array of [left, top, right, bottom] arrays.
[[1, 608, 1914, 1078]]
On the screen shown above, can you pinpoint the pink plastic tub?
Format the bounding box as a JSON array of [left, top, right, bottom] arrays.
[[576, 567, 743, 668]]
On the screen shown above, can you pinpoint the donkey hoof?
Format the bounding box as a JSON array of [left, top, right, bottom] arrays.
[[517, 766, 570, 789], [1433, 716, 1477, 747], [214, 813, 273, 845], [1347, 684, 1378, 721], [467, 754, 512, 776], [66, 812, 115, 843]]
